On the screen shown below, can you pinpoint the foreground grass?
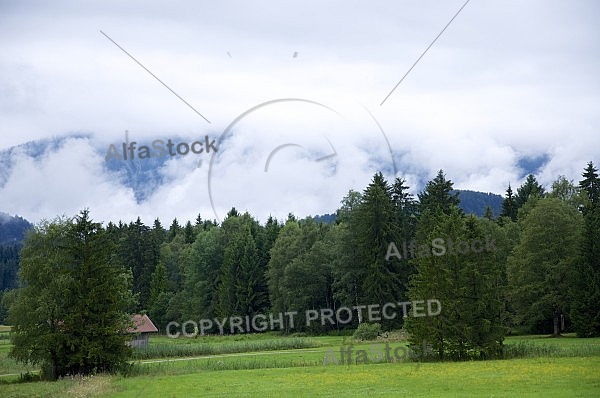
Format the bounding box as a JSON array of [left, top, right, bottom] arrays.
[[2, 333, 600, 397], [2, 356, 598, 397], [0, 374, 115, 398], [106, 356, 600, 397]]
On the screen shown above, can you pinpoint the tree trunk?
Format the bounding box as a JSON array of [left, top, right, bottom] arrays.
[[51, 356, 57, 380], [553, 315, 561, 337]]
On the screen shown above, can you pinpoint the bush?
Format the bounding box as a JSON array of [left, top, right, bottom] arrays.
[[352, 322, 381, 341]]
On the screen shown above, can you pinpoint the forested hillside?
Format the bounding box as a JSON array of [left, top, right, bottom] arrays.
[[456, 190, 503, 217], [312, 190, 504, 224], [0, 213, 32, 291], [0, 213, 33, 323], [0, 213, 32, 244]]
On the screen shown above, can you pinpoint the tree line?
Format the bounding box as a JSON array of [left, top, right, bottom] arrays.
[[3, 161, 600, 378]]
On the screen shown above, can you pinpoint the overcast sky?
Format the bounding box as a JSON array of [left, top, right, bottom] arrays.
[[1, 0, 598, 225]]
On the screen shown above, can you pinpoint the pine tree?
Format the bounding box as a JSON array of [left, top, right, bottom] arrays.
[[352, 172, 400, 307], [183, 220, 196, 244], [234, 225, 267, 317], [167, 218, 181, 242], [483, 206, 494, 221], [407, 170, 505, 359], [418, 170, 461, 216], [216, 214, 268, 326], [181, 226, 223, 323], [152, 218, 166, 243], [389, 177, 419, 317], [571, 161, 600, 336], [118, 218, 155, 310], [580, 161, 600, 208], [391, 177, 418, 239], [500, 184, 517, 221], [405, 206, 463, 359], [8, 211, 135, 379], [515, 174, 545, 210], [406, 206, 505, 359]]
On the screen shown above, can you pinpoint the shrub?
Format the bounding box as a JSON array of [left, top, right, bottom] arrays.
[[352, 322, 381, 341]]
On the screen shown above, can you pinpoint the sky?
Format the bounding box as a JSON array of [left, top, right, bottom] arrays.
[[0, 0, 598, 226]]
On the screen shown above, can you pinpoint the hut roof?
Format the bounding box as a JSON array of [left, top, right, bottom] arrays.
[[128, 314, 158, 334]]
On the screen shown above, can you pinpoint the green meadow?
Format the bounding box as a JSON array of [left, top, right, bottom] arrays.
[[1, 329, 600, 397]]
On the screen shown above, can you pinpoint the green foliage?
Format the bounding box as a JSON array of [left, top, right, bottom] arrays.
[[406, 201, 505, 359], [336, 189, 362, 224], [0, 243, 21, 293], [352, 322, 381, 341], [109, 217, 159, 310], [418, 170, 461, 215], [548, 176, 583, 208], [267, 221, 304, 323], [515, 174, 545, 211], [180, 226, 223, 323], [353, 173, 400, 306], [571, 161, 600, 336], [148, 262, 169, 330], [267, 217, 335, 333], [501, 184, 517, 221], [7, 210, 135, 380], [217, 213, 269, 325], [507, 198, 583, 336], [5, 162, 600, 385], [579, 161, 600, 207]]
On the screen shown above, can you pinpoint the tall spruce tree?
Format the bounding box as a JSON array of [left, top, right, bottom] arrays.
[[500, 184, 517, 221], [181, 226, 223, 323], [580, 161, 600, 207], [183, 220, 196, 244], [388, 177, 419, 320], [117, 218, 156, 310], [406, 173, 505, 359], [515, 174, 545, 210], [571, 161, 600, 336], [167, 218, 181, 242], [233, 224, 266, 317], [216, 214, 267, 325], [8, 211, 135, 379], [352, 172, 401, 307], [418, 170, 461, 216]]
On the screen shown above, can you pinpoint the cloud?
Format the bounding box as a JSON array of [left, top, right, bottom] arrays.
[[1, 0, 599, 224]]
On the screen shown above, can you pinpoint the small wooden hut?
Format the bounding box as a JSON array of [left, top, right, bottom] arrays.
[[128, 314, 158, 348]]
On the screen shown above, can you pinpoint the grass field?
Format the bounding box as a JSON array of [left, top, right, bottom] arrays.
[[1, 330, 599, 397]]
